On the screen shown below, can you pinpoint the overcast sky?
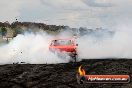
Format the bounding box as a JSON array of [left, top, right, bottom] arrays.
[[0, 0, 132, 28]]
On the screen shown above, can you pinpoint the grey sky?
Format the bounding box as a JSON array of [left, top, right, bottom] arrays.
[[82, 0, 113, 7], [0, 0, 132, 28]]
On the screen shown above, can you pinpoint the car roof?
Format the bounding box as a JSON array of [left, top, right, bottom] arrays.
[[51, 38, 75, 41]]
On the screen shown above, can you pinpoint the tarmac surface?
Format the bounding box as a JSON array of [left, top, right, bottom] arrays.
[[0, 59, 132, 88]]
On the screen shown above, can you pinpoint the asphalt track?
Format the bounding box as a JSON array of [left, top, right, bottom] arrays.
[[0, 59, 131, 88]]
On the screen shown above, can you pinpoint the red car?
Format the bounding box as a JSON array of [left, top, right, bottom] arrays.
[[49, 38, 78, 62]]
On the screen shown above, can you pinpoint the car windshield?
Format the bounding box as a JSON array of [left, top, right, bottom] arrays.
[[53, 40, 73, 46]]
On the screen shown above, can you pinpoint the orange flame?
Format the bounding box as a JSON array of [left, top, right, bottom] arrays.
[[78, 65, 86, 76]]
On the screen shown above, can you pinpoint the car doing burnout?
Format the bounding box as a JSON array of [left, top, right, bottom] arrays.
[[49, 38, 78, 62]]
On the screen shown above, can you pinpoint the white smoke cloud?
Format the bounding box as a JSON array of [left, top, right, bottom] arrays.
[[77, 24, 132, 59], [0, 32, 71, 64], [0, 0, 132, 64], [0, 24, 132, 64]]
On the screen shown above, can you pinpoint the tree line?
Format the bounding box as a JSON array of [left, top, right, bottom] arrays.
[[0, 21, 68, 37]]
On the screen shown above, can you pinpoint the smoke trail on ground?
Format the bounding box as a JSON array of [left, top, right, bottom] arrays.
[[77, 25, 132, 59], [0, 32, 71, 64], [0, 24, 132, 64]]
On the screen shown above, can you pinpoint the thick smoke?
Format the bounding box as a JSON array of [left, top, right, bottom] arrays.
[[77, 25, 132, 59], [0, 32, 71, 64], [0, 25, 132, 64]]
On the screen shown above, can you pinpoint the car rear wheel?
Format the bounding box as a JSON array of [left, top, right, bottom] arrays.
[[70, 53, 78, 62]]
